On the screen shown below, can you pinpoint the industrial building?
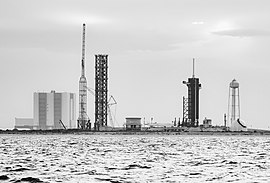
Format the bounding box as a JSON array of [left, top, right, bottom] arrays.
[[125, 117, 142, 131], [33, 91, 76, 129], [203, 118, 212, 128], [15, 118, 34, 129], [182, 59, 201, 127]]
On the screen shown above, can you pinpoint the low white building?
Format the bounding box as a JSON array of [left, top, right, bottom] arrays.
[[125, 117, 142, 131], [15, 118, 34, 129], [203, 118, 212, 128], [33, 91, 76, 129]]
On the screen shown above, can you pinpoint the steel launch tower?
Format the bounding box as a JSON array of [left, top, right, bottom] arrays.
[[77, 24, 90, 129], [182, 58, 201, 127], [95, 54, 108, 131]]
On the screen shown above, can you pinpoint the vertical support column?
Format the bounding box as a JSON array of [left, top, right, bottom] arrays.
[[185, 78, 201, 127], [182, 96, 188, 127], [195, 78, 200, 127], [187, 80, 192, 126], [95, 54, 108, 131], [238, 88, 240, 120], [231, 88, 236, 121]]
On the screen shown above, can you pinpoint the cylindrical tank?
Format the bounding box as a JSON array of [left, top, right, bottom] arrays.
[[228, 79, 241, 131], [230, 79, 239, 88]]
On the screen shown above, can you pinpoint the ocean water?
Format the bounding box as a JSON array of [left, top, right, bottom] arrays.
[[0, 134, 270, 183]]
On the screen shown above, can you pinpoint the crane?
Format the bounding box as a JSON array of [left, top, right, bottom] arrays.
[[85, 86, 95, 96], [59, 120, 67, 130], [81, 23, 86, 76], [107, 95, 117, 128], [84, 86, 117, 127]]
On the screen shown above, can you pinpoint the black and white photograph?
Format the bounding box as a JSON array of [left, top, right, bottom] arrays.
[[0, 0, 270, 182]]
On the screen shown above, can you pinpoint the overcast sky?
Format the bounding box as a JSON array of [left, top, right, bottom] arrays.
[[1, 0, 270, 129]]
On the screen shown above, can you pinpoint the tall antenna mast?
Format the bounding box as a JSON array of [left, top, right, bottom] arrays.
[[192, 58, 195, 78], [81, 23, 86, 76]]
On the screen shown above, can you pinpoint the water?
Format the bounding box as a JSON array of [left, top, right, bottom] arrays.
[[0, 134, 270, 182]]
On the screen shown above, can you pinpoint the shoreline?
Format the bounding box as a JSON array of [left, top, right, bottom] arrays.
[[1, 129, 270, 135]]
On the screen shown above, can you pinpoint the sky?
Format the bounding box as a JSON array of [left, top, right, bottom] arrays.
[[1, 0, 270, 129]]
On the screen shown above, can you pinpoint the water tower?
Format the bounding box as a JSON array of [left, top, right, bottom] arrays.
[[228, 79, 247, 131], [228, 79, 240, 124]]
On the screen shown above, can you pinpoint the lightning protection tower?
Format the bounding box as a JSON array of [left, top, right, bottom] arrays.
[[95, 54, 108, 131], [77, 23, 90, 129], [182, 58, 201, 127], [228, 79, 240, 125]]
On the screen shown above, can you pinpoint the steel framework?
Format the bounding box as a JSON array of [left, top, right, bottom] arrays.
[[182, 59, 201, 127], [181, 97, 189, 126], [95, 54, 108, 130], [77, 23, 91, 129], [107, 95, 117, 128]]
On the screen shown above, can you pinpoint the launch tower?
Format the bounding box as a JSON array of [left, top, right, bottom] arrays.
[[182, 59, 201, 127], [77, 24, 90, 129], [95, 54, 108, 131]]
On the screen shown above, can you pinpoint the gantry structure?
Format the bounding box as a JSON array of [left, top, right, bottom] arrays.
[[95, 54, 108, 130], [77, 23, 91, 129], [182, 59, 201, 127]]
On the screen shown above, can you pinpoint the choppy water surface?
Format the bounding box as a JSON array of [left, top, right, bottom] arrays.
[[0, 135, 270, 183]]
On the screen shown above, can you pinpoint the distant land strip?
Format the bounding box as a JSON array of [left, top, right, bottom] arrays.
[[0, 129, 270, 135]]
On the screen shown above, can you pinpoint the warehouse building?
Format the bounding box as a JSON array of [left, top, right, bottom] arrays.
[[125, 117, 142, 131], [15, 118, 34, 129], [33, 91, 76, 129]]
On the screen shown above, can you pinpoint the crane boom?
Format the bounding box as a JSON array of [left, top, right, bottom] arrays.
[[59, 120, 67, 130], [84, 86, 118, 127], [85, 86, 117, 127], [84, 86, 95, 96], [81, 23, 86, 76], [107, 105, 114, 127], [108, 95, 117, 106], [107, 95, 117, 127]]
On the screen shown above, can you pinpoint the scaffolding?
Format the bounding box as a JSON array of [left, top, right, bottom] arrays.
[[182, 59, 201, 127], [181, 97, 189, 126], [77, 23, 91, 130], [95, 54, 108, 131]]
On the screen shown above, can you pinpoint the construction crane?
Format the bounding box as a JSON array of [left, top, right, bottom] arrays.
[[59, 120, 67, 130], [107, 95, 117, 127], [84, 86, 117, 127], [85, 86, 95, 96]]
